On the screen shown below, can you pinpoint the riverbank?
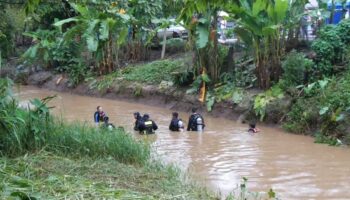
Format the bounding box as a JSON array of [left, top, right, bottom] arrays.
[[1, 63, 260, 123], [0, 152, 217, 199], [2, 56, 349, 146]]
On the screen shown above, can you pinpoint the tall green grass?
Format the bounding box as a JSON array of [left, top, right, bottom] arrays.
[[0, 78, 150, 165], [0, 152, 217, 199], [45, 122, 150, 164]]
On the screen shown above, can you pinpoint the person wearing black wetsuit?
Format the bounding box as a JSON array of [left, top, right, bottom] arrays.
[[169, 112, 185, 131], [187, 108, 205, 131], [138, 114, 158, 134], [133, 112, 143, 131]]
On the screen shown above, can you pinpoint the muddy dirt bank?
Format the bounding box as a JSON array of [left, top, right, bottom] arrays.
[[3, 69, 260, 122]]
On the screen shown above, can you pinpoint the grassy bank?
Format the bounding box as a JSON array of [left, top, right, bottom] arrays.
[[0, 152, 216, 199], [88, 56, 192, 91]]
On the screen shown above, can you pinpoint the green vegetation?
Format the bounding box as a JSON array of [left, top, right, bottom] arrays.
[[0, 153, 215, 199], [0, 78, 149, 164], [122, 58, 188, 84], [283, 73, 350, 145], [89, 57, 190, 91], [281, 51, 314, 87]]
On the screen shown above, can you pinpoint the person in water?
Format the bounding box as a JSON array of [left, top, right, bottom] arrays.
[[187, 108, 205, 131], [248, 123, 259, 133], [169, 112, 185, 131], [138, 113, 158, 134], [94, 106, 106, 126], [133, 112, 143, 131], [102, 116, 116, 130]]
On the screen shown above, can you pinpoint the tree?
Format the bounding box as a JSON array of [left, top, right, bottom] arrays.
[[229, 0, 289, 89], [126, 0, 162, 62], [54, 2, 130, 74], [179, 0, 229, 83]]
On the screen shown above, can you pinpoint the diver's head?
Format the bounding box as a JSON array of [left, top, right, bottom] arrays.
[[133, 112, 140, 119], [143, 113, 150, 120], [249, 123, 256, 129], [172, 112, 179, 119], [191, 107, 197, 113]]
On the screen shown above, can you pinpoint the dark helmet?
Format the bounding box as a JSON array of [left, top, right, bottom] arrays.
[[191, 107, 197, 113], [134, 112, 140, 116], [134, 112, 140, 118], [143, 114, 150, 120], [172, 112, 179, 118]]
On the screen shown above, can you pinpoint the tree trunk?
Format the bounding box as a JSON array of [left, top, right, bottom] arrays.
[[107, 35, 113, 73], [161, 28, 167, 59], [226, 45, 235, 73], [208, 10, 219, 83]]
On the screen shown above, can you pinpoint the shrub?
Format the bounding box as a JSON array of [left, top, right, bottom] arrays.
[[283, 73, 350, 144], [0, 9, 15, 58], [311, 39, 335, 64], [283, 98, 320, 134], [172, 71, 194, 86], [282, 50, 314, 86], [254, 84, 284, 121], [337, 19, 350, 45], [311, 23, 349, 72], [162, 38, 186, 53]]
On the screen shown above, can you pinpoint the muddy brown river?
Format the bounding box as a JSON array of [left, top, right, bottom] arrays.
[[15, 86, 350, 200]]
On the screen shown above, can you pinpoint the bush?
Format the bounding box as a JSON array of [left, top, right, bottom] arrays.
[[282, 50, 314, 86], [283, 73, 350, 144], [161, 38, 186, 53], [0, 8, 15, 58], [337, 19, 350, 45], [311, 23, 349, 72], [0, 78, 150, 164], [172, 71, 194, 86], [311, 39, 335, 64], [283, 98, 320, 134]]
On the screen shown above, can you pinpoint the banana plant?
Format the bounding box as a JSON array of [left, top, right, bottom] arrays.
[[228, 0, 290, 89], [54, 2, 130, 74], [179, 0, 229, 83]]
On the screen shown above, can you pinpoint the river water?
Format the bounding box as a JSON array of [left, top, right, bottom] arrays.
[[15, 86, 350, 200]]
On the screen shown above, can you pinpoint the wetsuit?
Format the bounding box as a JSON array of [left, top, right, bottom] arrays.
[[187, 113, 205, 131], [134, 114, 143, 131], [139, 119, 158, 134], [169, 118, 184, 131]]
